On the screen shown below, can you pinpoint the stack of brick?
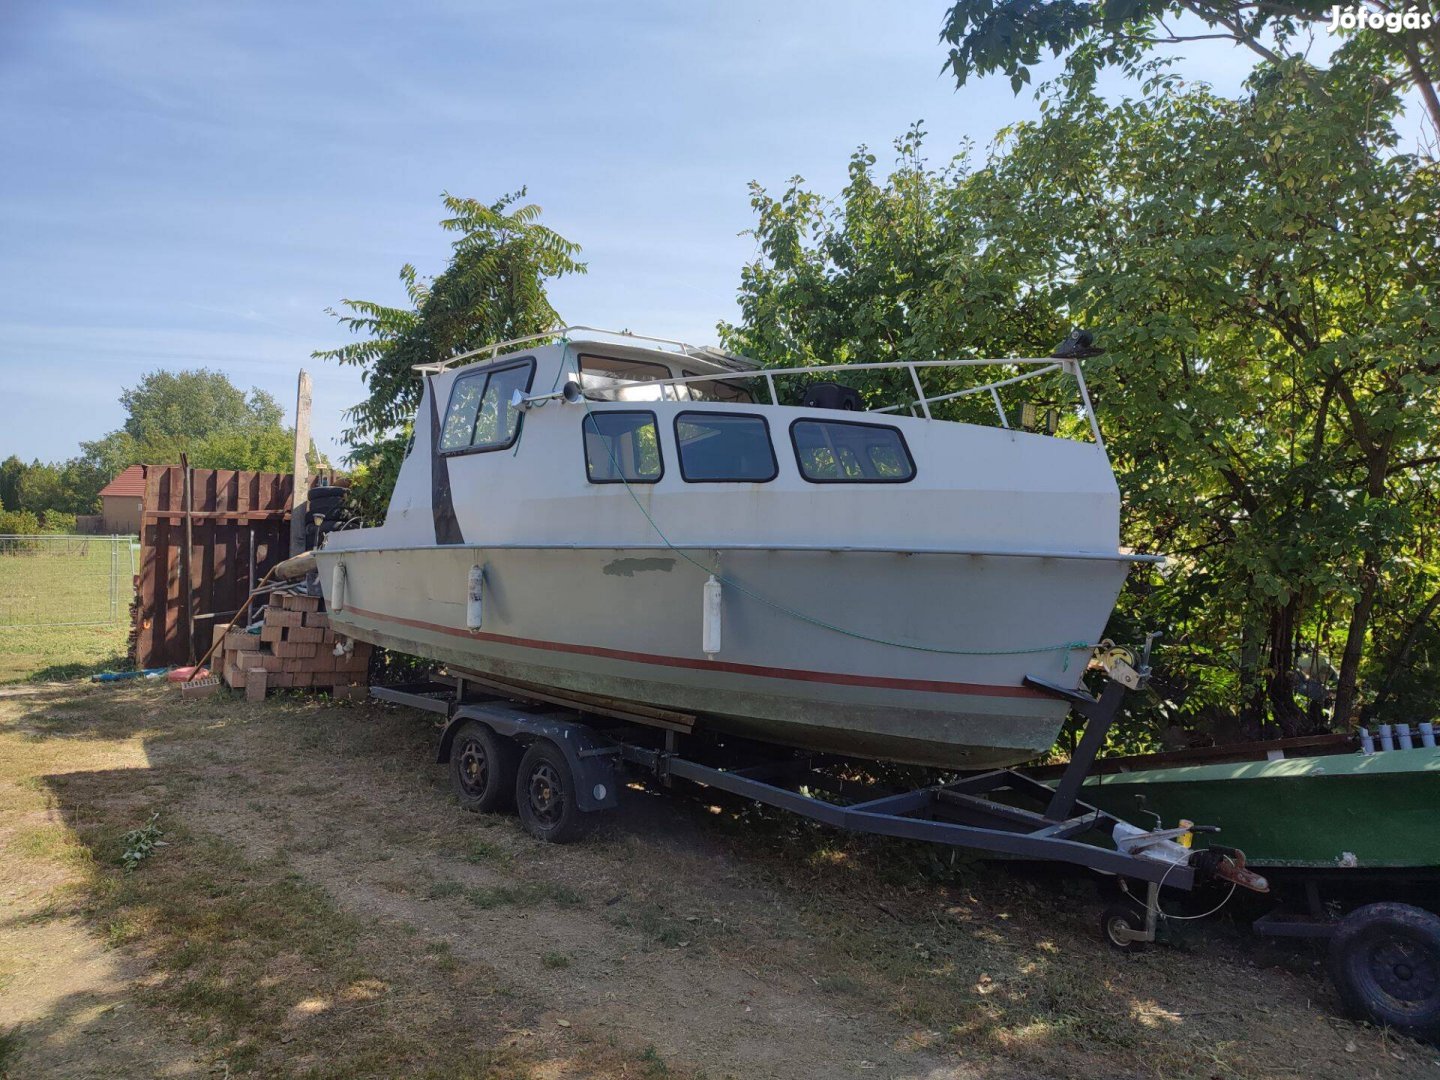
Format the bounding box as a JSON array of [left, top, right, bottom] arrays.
[[218, 592, 372, 701]]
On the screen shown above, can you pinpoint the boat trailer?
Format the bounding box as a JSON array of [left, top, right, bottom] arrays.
[[371, 637, 1268, 950]]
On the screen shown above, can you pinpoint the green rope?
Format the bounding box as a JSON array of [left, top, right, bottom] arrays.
[[580, 398, 1091, 669]]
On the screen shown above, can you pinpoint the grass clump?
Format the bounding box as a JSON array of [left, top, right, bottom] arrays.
[[119, 813, 163, 871]]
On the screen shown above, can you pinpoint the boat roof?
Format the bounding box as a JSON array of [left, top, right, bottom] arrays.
[[413, 326, 759, 376]]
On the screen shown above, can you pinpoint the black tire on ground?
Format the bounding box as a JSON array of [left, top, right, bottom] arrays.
[[448, 722, 519, 814], [515, 740, 593, 844], [306, 485, 349, 503], [1328, 902, 1440, 1042], [1100, 899, 1150, 952]]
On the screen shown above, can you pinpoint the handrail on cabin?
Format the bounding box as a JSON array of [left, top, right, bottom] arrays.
[[411, 325, 1107, 453]]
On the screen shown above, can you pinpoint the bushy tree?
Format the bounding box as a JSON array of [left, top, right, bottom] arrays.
[[938, 0, 1440, 140], [727, 65, 1440, 742], [315, 191, 584, 517], [4, 369, 297, 520]]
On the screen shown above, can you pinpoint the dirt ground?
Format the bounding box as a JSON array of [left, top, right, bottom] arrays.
[[1, 681, 1437, 1080]]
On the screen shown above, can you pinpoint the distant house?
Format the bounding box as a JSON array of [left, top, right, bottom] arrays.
[[97, 465, 146, 535]]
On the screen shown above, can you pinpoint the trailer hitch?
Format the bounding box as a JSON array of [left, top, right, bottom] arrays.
[[1192, 845, 1269, 893]]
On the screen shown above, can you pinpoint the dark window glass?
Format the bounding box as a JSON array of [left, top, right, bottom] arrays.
[[674, 412, 777, 482], [791, 420, 915, 482], [583, 411, 663, 483], [579, 354, 677, 401], [681, 370, 756, 404], [438, 360, 534, 453]]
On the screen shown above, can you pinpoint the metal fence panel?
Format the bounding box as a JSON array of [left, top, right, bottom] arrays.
[[0, 535, 137, 627]]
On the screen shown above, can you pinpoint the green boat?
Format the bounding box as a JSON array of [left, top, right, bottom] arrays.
[[1072, 740, 1440, 870]]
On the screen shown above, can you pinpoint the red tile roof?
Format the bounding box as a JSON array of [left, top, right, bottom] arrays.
[[99, 464, 147, 499]]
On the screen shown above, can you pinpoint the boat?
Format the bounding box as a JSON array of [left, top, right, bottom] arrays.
[[1031, 734, 1440, 869], [313, 326, 1160, 769]]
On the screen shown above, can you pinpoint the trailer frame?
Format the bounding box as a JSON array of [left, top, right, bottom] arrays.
[[370, 652, 1243, 896]]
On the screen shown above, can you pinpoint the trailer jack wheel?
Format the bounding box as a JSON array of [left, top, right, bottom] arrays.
[[448, 722, 518, 814], [1101, 899, 1152, 952]]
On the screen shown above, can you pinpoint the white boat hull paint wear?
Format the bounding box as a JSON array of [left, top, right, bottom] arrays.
[[316, 332, 1150, 769]]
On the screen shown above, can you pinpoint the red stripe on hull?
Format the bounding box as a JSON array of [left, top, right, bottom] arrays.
[[341, 604, 1049, 700]]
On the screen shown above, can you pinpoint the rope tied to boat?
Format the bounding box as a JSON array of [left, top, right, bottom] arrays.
[[579, 397, 1093, 668]]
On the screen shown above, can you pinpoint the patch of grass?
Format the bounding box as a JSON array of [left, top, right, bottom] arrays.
[[608, 900, 707, 950], [0, 622, 131, 685], [639, 1044, 670, 1078], [463, 837, 511, 865], [0, 1027, 21, 1076], [119, 813, 163, 870], [540, 951, 570, 970], [427, 880, 467, 901], [428, 879, 582, 910]]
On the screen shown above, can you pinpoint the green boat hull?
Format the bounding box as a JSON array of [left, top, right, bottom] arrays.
[[1078, 746, 1440, 869]]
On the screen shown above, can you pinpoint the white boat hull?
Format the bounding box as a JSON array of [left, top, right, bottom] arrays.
[[315, 544, 1129, 769]]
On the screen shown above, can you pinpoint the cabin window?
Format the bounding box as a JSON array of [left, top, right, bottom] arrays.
[[681, 370, 756, 404], [674, 411, 778, 483], [438, 359, 535, 454], [579, 355, 676, 401], [582, 411, 663, 483], [790, 419, 915, 482]]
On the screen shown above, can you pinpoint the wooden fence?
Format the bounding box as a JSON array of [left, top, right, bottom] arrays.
[[134, 465, 294, 668]]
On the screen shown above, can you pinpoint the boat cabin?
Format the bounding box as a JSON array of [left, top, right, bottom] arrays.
[[340, 326, 1130, 561]]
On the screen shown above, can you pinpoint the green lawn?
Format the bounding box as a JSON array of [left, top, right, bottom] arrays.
[[0, 536, 136, 683], [0, 623, 133, 684]]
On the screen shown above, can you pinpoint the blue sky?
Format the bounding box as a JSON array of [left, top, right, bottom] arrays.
[[0, 1, 1295, 464]]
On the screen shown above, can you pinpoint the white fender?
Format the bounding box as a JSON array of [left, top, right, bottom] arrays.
[[467, 564, 485, 631], [702, 574, 722, 657], [330, 561, 347, 612]]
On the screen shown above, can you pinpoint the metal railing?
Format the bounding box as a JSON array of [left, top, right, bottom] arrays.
[[412, 325, 758, 375], [418, 324, 1108, 452], [0, 534, 138, 628]]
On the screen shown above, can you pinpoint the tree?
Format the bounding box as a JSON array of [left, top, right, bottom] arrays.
[[118, 369, 284, 445], [726, 68, 1440, 742], [69, 368, 295, 507], [938, 0, 1440, 139], [315, 191, 584, 516], [0, 456, 25, 514]]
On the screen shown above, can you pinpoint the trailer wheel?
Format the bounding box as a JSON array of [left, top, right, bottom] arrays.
[[516, 741, 592, 844], [1100, 900, 1149, 952], [448, 722, 518, 814], [1329, 902, 1440, 1041]]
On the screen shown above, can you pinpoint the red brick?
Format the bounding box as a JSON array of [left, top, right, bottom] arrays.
[[275, 641, 317, 659], [257, 653, 284, 672], [283, 594, 322, 612], [226, 630, 262, 652], [245, 671, 268, 701], [267, 609, 304, 628], [287, 626, 324, 643], [260, 623, 285, 643], [304, 612, 330, 629], [291, 670, 315, 687], [269, 671, 294, 688]]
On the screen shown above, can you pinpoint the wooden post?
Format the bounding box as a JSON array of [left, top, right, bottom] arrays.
[[180, 453, 196, 664], [290, 369, 313, 557]]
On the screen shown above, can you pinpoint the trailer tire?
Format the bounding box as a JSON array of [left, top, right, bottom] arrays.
[[448, 722, 518, 814], [516, 740, 592, 844], [1329, 902, 1440, 1041], [1100, 900, 1149, 952]]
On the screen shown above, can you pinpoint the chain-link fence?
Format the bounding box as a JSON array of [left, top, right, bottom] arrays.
[[0, 535, 138, 627]]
